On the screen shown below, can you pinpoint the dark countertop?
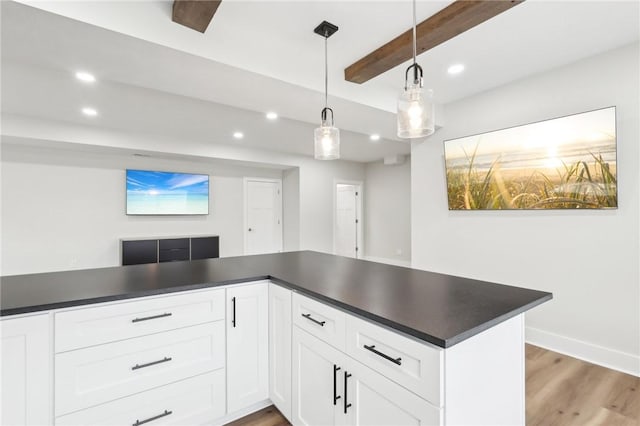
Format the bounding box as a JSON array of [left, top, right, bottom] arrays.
[[0, 251, 552, 348]]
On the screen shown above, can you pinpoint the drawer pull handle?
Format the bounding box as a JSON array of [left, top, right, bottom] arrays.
[[364, 344, 402, 365], [131, 312, 172, 323], [333, 364, 341, 405], [344, 371, 352, 414], [302, 313, 326, 326], [232, 296, 237, 328], [131, 356, 172, 370], [132, 410, 172, 426]]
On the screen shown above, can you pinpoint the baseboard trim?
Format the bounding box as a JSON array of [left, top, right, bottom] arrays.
[[526, 326, 639, 377], [212, 399, 272, 425], [362, 255, 411, 268]]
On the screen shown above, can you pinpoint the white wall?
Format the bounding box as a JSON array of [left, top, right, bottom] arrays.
[[364, 159, 411, 265], [412, 43, 640, 375], [0, 143, 282, 275], [298, 160, 365, 254]]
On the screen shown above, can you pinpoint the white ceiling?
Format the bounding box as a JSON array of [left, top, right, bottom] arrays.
[[2, 0, 639, 163]]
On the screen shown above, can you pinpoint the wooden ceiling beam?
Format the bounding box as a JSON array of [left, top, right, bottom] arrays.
[[172, 0, 222, 33], [344, 0, 525, 84]]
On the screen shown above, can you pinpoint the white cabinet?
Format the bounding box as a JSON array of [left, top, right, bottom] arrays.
[[293, 326, 440, 426], [268, 283, 292, 421], [292, 327, 345, 426], [344, 351, 441, 426], [56, 370, 225, 426], [226, 281, 269, 413], [1, 314, 51, 426]]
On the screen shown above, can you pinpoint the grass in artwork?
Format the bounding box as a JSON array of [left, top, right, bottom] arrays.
[[444, 107, 617, 210]]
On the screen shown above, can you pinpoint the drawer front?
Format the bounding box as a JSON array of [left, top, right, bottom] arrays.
[[292, 292, 345, 351], [159, 248, 189, 262], [56, 370, 225, 425], [55, 289, 224, 352], [55, 322, 225, 416], [158, 238, 189, 250], [345, 315, 443, 406]]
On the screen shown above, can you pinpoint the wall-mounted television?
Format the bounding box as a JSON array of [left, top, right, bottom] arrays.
[[126, 169, 209, 215]]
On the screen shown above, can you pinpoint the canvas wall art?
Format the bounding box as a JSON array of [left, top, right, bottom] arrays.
[[444, 107, 617, 210]]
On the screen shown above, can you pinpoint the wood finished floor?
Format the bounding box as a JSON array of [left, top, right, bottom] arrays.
[[227, 344, 639, 426]]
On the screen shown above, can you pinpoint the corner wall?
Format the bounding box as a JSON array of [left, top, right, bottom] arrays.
[[364, 159, 411, 265], [411, 43, 640, 375]]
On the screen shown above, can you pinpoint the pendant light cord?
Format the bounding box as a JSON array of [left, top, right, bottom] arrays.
[[324, 32, 328, 110], [412, 0, 417, 65]]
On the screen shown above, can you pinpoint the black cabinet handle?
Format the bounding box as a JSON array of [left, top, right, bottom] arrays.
[[132, 410, 172, 426], [301, 313, 326, 326], [232, 296, 236, 328], [344, 371, 352, 414], [364, 344, 402, 365], [333, 365, 341, 405], [131, 356, 172, 370], [131, 312, 172, 323]]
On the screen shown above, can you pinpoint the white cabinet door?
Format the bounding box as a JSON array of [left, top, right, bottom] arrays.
[[226, 282, 269, 413], [292, 327, 345, 426], [1, 314, 51, 426], [343, 356, 442, 426], [268, 283, 292, 421]]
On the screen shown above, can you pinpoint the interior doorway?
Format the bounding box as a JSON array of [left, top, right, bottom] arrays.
[[334, 181, 363, 258], [244, 178, 283, 255]]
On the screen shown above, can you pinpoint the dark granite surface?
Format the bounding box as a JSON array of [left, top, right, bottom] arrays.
[[0, 251, 552, 347]]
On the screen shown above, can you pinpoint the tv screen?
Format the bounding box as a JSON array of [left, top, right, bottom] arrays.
[[126, 169, 209, 215]]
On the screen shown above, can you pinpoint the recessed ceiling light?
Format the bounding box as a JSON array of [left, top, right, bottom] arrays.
[[82, 107, 98, 117], [233, 132, 244, 139], [75, 71, 96, 83], [447, 64, 465, 75], [370, 134, 381, 141], [266, 112, 278, 120]]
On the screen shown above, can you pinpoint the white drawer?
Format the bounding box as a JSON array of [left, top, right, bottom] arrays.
[[292, 292, 345, 351], [56, 370, 225, 425], [345, 315, 443, 406], [55, 289, 225, 352], [55, 321, 225, 416]]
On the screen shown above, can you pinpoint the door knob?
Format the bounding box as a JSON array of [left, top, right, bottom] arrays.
[[248, 228, 252, 231]]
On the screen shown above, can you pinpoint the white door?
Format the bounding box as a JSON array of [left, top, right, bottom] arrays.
[[1, 315, 51, 426], [226, 282, 269, 413], [335, 184, 361, 258], [292, 327, 345, 426], [245, 179, 282, 255], [268, 283, 292, 421], [343, 356, 442, 426]]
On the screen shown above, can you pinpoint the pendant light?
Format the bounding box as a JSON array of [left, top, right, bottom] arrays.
[[397, 0, 435, 139], [313, 21, 340, 160]]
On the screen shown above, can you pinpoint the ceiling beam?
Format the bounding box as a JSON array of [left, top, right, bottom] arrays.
[[172, 0, 222, 33], [344, 0, 525, 84]]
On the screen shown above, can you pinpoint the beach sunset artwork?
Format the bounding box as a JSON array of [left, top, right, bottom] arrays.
[[444, 107, 617, 210], [126, 170, 209, 215]]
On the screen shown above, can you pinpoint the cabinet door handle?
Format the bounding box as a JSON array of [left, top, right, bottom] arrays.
[[344, 371, 352, 414], [364, 344, 402, 365], [131, 312, 172, 323], [131, 356, 172, 370], [301, 313, 326, 326], [132, 410, 173, 426], [333, 365, 341, 405], [232, 296, 236, 328]]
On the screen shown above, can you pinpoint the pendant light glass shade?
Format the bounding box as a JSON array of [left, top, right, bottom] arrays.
[[314, 107, 340, 160], [397, 0, 435, 139], [397, 84, 434, 138]]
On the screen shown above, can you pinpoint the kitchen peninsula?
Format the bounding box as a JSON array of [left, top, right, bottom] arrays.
[[1, 251, 551, 425]]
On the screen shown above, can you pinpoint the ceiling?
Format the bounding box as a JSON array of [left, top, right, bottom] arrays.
[[2, 0, 639, 163]]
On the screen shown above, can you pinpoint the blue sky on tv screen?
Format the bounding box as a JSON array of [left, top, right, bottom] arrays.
[[126, 170, 209, 195]]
